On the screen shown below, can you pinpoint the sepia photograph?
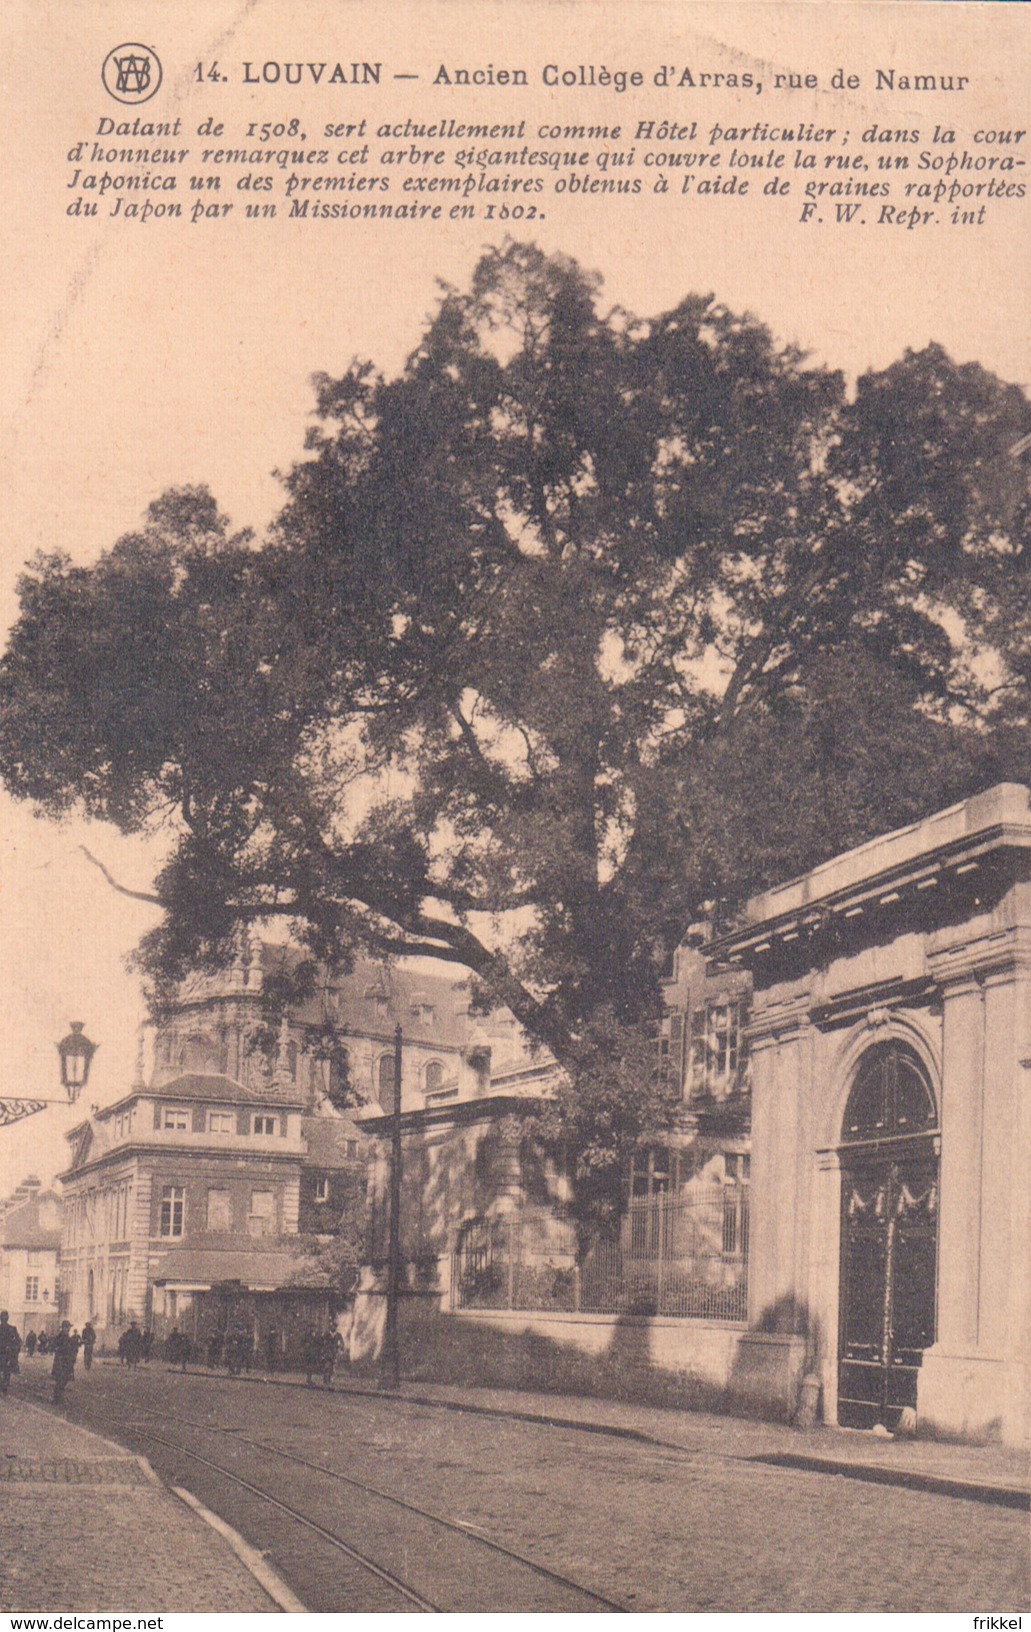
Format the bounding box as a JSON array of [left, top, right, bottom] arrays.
[[0, 0, 1028, 1617]]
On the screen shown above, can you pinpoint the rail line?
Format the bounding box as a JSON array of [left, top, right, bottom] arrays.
[[22, 1379, 625, 1613]]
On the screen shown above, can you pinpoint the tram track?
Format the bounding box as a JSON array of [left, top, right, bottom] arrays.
[[20, 1377, 625, 1613]]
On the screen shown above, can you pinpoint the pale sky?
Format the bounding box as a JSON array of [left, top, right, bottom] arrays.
[[1, 0, 1027, 1187]]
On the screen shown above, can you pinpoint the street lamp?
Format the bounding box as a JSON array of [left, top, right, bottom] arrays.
[[0, 1023, 97, 1128], [57, 1022, 98, 1103]]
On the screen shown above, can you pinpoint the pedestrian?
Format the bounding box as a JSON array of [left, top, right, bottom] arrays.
[[121, 1321, 142, 1369], [37, 1330, 49, 1357], [81, 1320, 96, 1371], [264, 1327, 278, 1373], [51, 1320, 80, 1404], [165, 1328, 191, 1371], [25, 1329, 37, 1359], [303, 1328, 320, 1387], [141, 1328, 153, 1363], [320, 1329, 340, 1388], [0, 1310, 22, 1395], [206, 1329, 223, 1369]]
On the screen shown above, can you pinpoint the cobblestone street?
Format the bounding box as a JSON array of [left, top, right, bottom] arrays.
[[0, 1389, 279, 1612], [6, 1360, 1025, 1613]]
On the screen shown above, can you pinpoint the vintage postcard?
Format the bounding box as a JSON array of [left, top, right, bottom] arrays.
[[0, 0, 1028, 1617]]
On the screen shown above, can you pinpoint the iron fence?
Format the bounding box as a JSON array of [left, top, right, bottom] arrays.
[[452, 1188, 748, 1323]]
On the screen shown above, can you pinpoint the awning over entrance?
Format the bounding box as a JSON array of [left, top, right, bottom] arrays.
[[151, 1246, 322, 1292]]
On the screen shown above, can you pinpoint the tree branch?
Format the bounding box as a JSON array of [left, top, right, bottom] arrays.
[[79, 846, 162, 906]]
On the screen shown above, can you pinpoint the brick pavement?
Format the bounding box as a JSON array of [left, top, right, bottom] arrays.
[[217, 1365, 1028, 1503], [0, 1396, 283, 1612], [375, 1378, 1031, 1502]]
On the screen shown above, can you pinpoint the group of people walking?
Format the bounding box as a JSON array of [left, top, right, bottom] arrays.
[[303, 1326, 343, 1387], [115, 1321, 155, 1367], [1, 1307, 347, 1398], [0, 1310, 95, 1402]]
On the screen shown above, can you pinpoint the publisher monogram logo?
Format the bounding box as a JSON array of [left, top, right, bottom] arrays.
[[101, 43, 162, 105]]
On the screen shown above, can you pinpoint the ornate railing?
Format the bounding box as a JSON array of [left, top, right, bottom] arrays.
[[452, 1189, 748, 1323]]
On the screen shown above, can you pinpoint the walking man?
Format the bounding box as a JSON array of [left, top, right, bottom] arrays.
[[0, 1310, 22, 1395], [51, 1320, 80, 1403], [81, 1320, 96, 1371], [121, 1321, 142, 1369]]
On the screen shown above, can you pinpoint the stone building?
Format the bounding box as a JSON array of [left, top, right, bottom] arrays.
[[0, 1177, 62, 1338], [358, 785, 1029, 1448], [715, 782, 1030, 1446], [57, 944, 478, 1353], [356, 945, 755, 1385]]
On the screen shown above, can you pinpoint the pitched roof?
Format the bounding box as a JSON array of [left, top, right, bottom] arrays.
[[151, 1072, 301, 1107], [0, 1191, 62, 1251]]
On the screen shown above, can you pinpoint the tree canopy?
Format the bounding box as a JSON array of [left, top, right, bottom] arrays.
[[2, 242, 1028, 1223]]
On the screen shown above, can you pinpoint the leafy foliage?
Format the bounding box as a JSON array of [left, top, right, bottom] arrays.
[[1, 243, 1028, 1224]]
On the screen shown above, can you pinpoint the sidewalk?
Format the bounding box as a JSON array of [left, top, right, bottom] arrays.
[[0, 1395, 291, 1613], [362, 1376, 1030, 1507], [48, 1355, 1031, 1506], [162, 1356, 1028, 1506], [81, 1346, 1031, 1504]]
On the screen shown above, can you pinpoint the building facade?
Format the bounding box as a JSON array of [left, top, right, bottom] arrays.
[[355, 945, 756, 1379], [57, 946, 475, 1350], [715, 782, 1030, 1446], [0, 1177, 62, 1338], [357, 786, 1029, 1448]]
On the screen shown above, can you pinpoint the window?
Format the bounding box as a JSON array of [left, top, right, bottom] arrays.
[[346, 1139, 358, 1160], [842, 1042, 937, 1144], [27, 1249, 43, 1267], [253, 1114, 276, 1136], [327, 1048, 350, 1106], [689, 997, 749, 1100], [208, 1111, 234, 1134], [160, 1185, 185, 1238], [314, 1177, 329, 1203], [631, 1146, 672, 1201], [115, 1109, 135, 1140], [379, 1053, 399, 1113], [655, 1011, 684, 1093], [207, 1189, 231, 1231], [721, 1160, 750, 1259], [25, 1276, 39, 1303], [424, 1060, 444, 1093], [161, 1107, 189, 1131], [248, 1190, 275, 1237], [629, 1148, 671, 1258]]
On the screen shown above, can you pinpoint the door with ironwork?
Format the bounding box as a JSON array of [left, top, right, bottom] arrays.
[[837, 1043, 939, 1430]]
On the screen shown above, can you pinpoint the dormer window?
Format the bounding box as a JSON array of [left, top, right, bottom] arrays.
[[208, 1111, 234, 1134], [161, 1107, 189, 1131], [253, 1114, 276, 1136]]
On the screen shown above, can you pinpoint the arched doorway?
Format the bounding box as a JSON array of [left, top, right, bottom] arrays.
[[838, 1041, 939, 1430]]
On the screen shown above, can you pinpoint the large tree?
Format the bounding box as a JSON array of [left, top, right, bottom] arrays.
[[2, 243, 1027, 1223]]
